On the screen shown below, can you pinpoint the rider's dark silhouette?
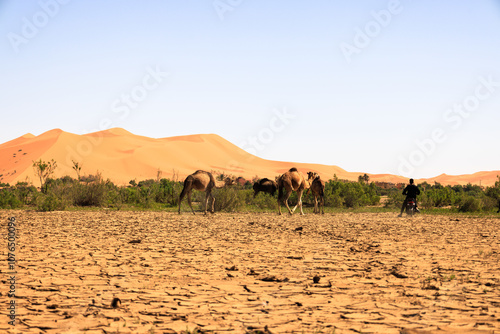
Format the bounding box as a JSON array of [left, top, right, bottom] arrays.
[[398, 179, 420, 216]]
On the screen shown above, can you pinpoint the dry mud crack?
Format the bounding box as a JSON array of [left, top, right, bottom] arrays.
[[0, 210, 499, 333]]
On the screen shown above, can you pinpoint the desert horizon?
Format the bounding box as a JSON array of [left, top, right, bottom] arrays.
[[1, 128, 498, 188]]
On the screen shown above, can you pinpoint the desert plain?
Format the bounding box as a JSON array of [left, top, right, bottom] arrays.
[[0, 209, 499, 334]]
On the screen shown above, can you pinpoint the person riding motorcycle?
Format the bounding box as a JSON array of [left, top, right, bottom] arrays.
[[398, 178, 420, 217]]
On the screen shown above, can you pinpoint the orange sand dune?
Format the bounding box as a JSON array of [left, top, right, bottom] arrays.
[[0, 128, 497, 187], [421, 171, 500, 187]]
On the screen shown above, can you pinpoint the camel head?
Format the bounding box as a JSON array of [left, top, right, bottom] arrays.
[[307, 171, 319, 183], [224, 176, 236, 186], [214, 174, 236, 188]]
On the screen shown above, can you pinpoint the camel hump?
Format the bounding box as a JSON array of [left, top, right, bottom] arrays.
[[289, 167, 298, 172], [260, 178, 270, 183]]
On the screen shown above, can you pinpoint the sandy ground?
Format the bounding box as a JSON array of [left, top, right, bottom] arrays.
[[0, 210, 499, 333]]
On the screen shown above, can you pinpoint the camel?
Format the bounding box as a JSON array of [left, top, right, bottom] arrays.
[[252, 178, 278, 198], [307, 172, 325, 214], [178, 170, 234, 215], [277, 167, 310, 215]]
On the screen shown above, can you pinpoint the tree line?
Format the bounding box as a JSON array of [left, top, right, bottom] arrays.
[[0, 159, 499, 213]]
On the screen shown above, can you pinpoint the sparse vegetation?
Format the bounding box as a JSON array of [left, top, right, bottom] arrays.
[[323, 179, 380, 208], [72, 160, 82, 180], [32, 158, 57, 193], [2, 161, 500, 214]]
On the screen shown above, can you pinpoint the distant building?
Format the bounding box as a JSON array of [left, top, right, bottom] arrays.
[[374, 182, 406, 190]]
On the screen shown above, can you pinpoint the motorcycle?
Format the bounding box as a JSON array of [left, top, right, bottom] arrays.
[[406, 198, 417, 216]]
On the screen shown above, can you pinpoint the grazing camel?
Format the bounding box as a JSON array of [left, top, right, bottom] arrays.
[[178, 170, 234, 215], [252, 178, 278, 198], [307, 172, 325, 214], [277, 167, 310, 215]]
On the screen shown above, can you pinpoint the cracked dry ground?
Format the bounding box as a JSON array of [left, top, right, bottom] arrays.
[[0, 210, 499, 333]]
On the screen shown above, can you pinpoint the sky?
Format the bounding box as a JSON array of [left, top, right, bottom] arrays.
[[1, 0, 500, 179]]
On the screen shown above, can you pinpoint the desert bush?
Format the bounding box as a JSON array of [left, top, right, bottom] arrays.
[[32, 159, 57, 193], [480, 195, 498, 212], [418, 192, 433, 209], [433, 187, 456, 207], [119, 187, 140, 204], [485, 186, 500, 201], [14, 182, 38, 205], [384, 190, 405, 209], [324, 180, 380, 208], [107, 188, 124, 210], [458, 196, 483, 212], [127, 178, 183, 208], [209, 187, 246, 212], [138, 183, 155, 208], [0, 188, 22, 209], [342, 184, 364, 208], [37, 192, 66, 211], [73, 173, 115, 207], [251, 190, 277, 210], [155, 178, 183, 206], [0, 182, 39, 208], [44, 176, 78, 205], [323, 182, 343, 208], [418, 187, 456, 208]]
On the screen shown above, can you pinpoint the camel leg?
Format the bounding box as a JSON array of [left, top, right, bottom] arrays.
[[278, 190, 293, 215], [178, 185, 188, 214], [284, 190, 294, 215], [203, 191, 210, 215], [291, 190, 302, 214], [311, 193, 316, 213], [296, 189, 305, 215], [278, 197, 282, 215], [187, 192, 196, 215], [209, 191, 216, 214], [320, 196, 325, 214]]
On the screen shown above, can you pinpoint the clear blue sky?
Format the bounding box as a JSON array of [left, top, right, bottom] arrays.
[[2, 0, 500, 178]]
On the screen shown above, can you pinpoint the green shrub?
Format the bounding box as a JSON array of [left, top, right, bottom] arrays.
[[0, 189, 22, 209], [14, 182, 38, 205], [427, 187, 456, 207], [458, 196, 483, 212], [209, 187, 246, 212], [73, 174, 114, 207], [481, 196, 498, 212], [107, 188, 124, 210], [157, 178, 183, 206], [125, 178, 183, 208], [324, 180, 380, 208], [384, 190, 404, 209], [251, 190, 277, 210], [37, 192, 66, 211]]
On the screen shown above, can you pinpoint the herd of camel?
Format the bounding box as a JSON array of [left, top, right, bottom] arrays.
[[178, 168, 325, 215]]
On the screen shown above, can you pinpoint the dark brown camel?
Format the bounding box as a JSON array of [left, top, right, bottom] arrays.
[[307, 172, 325, 214], [252, 178, 278, 198], [178, 170, 233, 215]]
